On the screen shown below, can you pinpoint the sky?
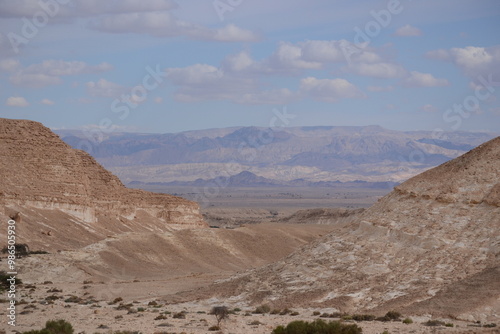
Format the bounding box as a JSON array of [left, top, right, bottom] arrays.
[[0, 0, 499, 135]]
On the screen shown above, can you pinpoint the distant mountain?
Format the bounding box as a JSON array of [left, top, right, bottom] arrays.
[[132, 170, 398, 189], [57, 126, 496, 184]]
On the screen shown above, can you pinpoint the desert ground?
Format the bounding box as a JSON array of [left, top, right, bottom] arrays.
[[2, 186, 498, 333]]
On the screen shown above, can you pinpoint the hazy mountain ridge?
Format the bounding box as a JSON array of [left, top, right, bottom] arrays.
[[58, 126, 496, 184]]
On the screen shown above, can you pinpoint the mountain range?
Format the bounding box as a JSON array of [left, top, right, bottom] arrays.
[[57, 125, 496, 185]]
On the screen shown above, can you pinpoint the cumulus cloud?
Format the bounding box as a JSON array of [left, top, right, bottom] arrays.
[[86, 79, 125, 98], [167, 64, 257, 103], [40, 98, 55, 105], [427, 45, 500, 79], [299, 77, 364, 102], [10, 60, 113, 88], [395, 25, 422, 37], [0, 1, 256, 43], [6, 96, 29, 107], [402, 71, 450, 87], [89, 11, 258, 42]]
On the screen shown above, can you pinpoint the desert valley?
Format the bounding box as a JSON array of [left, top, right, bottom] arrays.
[[0, 117, 499, 334]]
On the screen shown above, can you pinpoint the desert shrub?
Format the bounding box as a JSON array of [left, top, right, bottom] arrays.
[[249, 320, 264, 325], [21, 319, 73, 334], [137, 307, 146, 312], [254, 304, 271, 314], [172, 311, 186, 319], [352, 314, 375, 321], [208, 325, 220, 331], [0, 271, 22, 292], [313, 311, 321, 316], [423, 320, 446, 326], [445, 323, 454, 327], [271, 309, 281, 315], [210, 306, 229, 327], [384, 311, 401, 321], [484, 323, 497, 328], [402, 318, 413, 324], [2, 244, 30, 257], [272, 319, 362, 334]]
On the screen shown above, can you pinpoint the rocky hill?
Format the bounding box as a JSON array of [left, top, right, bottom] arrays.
[[170, 137, 500, 322], [58, 126, 496, 184], [0, 118, 206, 250]]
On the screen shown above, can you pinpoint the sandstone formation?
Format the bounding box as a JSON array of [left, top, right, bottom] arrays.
[[0, 118, 206, 250], [173, 137, 500, 322]]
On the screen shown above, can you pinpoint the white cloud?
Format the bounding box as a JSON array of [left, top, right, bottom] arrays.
[[395, 25, 422, 37], [402, 71, 450, 87], [0, 0, 177, 18], [212, 24, 259, 42], [420, 104, 439, 112], [0, 58, 21, 72], [89, 12, 258, 42], [86, 79, 125, 97], [427, 45, 500, 79], [222, 52, 256, 72], [10, 60, 113, 88], [347, 62, 407, 78], [40, 98, 55, 105], [266, 42, 323, 71], [6, 96, 29, 107], [166, 63, 295, 105], [299, 77, 364, 103]]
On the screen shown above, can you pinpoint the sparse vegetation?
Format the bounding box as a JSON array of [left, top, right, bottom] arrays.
[[210, 306, 229, 327], [254, 304, 271, 314], [21, 319, 73, 334], [352, 314, 376, 321], [272, 319, 362, 334], [0, 271, 22, 292], [384, 311, 401, 321], [402, 318, 413, 324], [423, 320, 446, 326]]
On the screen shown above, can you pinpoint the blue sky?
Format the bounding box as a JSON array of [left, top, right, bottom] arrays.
[[0, 0, 499, 134]]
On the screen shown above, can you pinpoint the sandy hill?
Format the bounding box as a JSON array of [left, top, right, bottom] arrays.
[[170, 137, 500, 322], [0, 117, 337, 297], [0, 118, 206, 251]]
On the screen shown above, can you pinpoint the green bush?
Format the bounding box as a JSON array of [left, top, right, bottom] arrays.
[[22, 319, 73, 334], [384, 311, 401, 321], [272, 319, 362, 334], [402, 318, 413, 324], [352, 314, 376, 321], [254, 304, 271, 314], [423, 320, 445, 326]]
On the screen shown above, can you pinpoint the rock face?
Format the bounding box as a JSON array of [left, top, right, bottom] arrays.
[[0, 118, 206, 249], [181, 137, 500, 321]]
